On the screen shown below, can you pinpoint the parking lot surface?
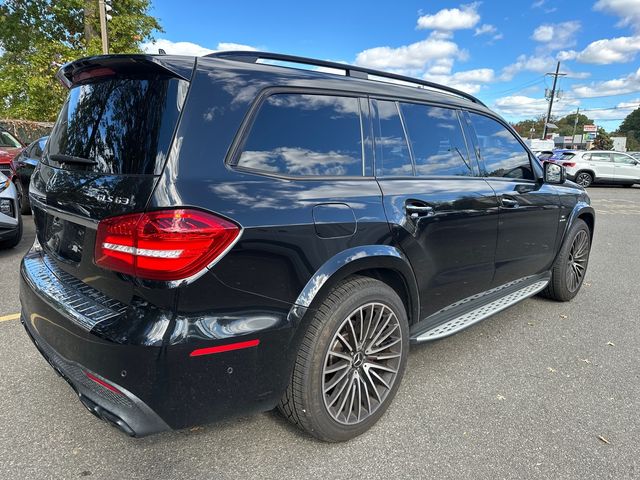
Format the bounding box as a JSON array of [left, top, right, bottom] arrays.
[[0, 186, 638, 480]]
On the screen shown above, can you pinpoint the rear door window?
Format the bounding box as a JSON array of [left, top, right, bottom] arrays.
[[590, 152, 612, 162], [237, 93, 363, 177], [400, 103, 474, 177], [46, 75, 188, 174], [371, 99, 412, 176], [468, 112, 534, 180], [612, 153, 635, 164]]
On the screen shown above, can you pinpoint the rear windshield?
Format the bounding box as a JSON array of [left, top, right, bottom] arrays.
[[551, 152, 575, 160], [45, 75, 188, 174]]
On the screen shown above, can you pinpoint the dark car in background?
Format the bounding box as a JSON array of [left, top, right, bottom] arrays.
[[20, 52, 594, 441], [13, 136, 47, 214]]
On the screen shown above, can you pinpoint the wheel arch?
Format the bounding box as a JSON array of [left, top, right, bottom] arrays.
[[289, 246, 420, 327], [562, 203, 595, 247]]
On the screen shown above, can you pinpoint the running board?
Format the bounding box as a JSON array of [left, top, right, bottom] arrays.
[[411, 276, 549, 343]]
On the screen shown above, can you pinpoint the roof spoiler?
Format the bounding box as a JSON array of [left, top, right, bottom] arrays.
[[56, 54, 195, 88]]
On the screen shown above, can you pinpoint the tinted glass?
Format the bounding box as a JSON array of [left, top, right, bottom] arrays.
[[401, 103, 473, 176], [0, 131, 21, 148], [590, 152, 611, 162], [612, 153, 635, 164], [372, 100, 412, 176], [33, 138, 46, 160], [469, 113, 533, 179], [238, 94, 363, 176], [46, 76, 187, 174]]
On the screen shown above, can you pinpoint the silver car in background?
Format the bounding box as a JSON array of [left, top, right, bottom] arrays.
[[0, 171, 22, 248], [550, 150, 640, 187]]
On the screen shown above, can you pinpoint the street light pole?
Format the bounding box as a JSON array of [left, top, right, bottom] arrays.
[[98, 0, 109, 54], [542, 61, 565, 139]]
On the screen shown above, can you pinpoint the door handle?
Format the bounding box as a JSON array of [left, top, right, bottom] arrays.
[[405, 204, 434, 219], [501, 196, 520, 208]]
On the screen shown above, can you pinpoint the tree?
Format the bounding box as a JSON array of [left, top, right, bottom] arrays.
[[0, 0, 162, 121], [617, 107, 640, 148], [555, 112, 594, 137], [592, 127, 613, 150], [512, 116, 546, 138]]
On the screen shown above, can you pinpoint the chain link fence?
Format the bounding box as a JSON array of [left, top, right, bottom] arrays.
[[0, 119, 54, 144]]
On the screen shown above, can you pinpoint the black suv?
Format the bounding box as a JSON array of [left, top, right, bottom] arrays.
[[20, 51, 594, 441]]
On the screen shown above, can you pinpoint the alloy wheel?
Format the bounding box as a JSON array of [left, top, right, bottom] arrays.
[[322, 302, 403, 426], [566, 230, 589, 292], [576, 173, 592, 187]]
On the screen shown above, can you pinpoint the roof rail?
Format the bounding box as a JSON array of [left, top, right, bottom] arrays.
[[206, 51, 486, 106]]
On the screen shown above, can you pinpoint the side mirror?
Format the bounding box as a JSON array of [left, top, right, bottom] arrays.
[[543, 161, 565, 184]]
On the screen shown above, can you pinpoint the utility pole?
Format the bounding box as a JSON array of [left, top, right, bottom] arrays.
[[98, 0, 110, 54], [542, 61, 566, 139], [571, 106, 580, 146]]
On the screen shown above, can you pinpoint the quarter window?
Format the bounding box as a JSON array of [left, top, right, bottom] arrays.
[[372, 100, 412, 176], [401, 103, 473, 176], [468, 112, 534, 180], [237, 93, 363, 176]]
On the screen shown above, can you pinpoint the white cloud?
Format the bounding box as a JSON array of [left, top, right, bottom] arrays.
[[417, 2, 481, 31], [584, 99, 640, 121], [501, 53, 588, 81], [565, 36, 640, 64], [501, 54, 556, 81], [594, 0, 640, 31], [355, 38, 463, 73], [571, 68, 640, 97], [531, 21, 581, 48], [493, 95, 579, 117], [531, 0, 545, 7], [141, 39, 257, 56], [474, 24, 496, 36], [424, 68, 495, 94]]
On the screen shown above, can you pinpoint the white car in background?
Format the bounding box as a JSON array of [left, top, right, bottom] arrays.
[[550, 150, 640, 188]]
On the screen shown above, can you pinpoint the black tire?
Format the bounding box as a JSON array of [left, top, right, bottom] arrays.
[[20, 189, 31, 215], [575, 172, 593, 187], [278, 275, 409, 442], [541, 219, 590, 302], [0, 213, 23, 249], [623, 183, 634, 188]]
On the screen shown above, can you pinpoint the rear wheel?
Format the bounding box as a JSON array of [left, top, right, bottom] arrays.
[[541, 219, 590, 301], [575, 172, 593, 187], [278, 276, 409, 442]]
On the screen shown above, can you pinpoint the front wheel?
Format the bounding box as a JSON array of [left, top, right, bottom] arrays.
[[541, 219, 591, 301], [278, 276, 409, 442], [575, 172, 593, 187]]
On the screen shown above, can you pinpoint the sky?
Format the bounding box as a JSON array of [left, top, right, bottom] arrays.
[[142, 0, 640, 132]]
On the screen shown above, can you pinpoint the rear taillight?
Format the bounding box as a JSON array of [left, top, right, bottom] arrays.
[[562, 162, 576, 167], [95, 209, 240, 281]]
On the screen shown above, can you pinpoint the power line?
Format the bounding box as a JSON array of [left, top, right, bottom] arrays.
[[492, 75, 545, 95], [566, 91, 640, 100]]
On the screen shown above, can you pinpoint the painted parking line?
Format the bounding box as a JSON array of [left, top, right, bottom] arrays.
[[0, 313, 20, 322]]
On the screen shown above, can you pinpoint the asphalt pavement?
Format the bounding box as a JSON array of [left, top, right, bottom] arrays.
[[0, 186, 638, 479]]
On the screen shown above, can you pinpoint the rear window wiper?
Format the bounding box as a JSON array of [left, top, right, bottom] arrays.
[[48, 154, 98, 165]]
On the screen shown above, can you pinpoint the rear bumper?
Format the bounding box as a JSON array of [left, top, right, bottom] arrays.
[[21, 316, 170, 436], [20, 248, 299, 436]]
